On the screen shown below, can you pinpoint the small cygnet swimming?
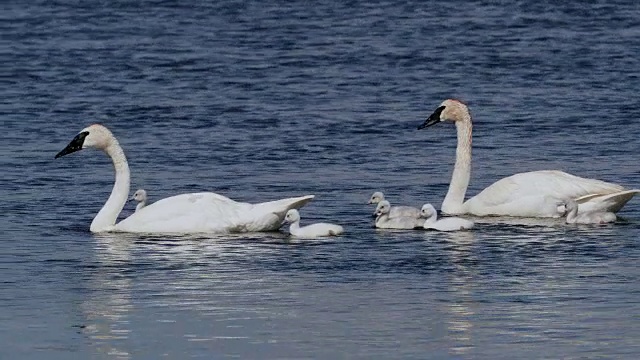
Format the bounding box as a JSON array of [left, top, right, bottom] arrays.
[[284, 209, 344, 238], [420, 204, 474, 231], [368, 191, 421, 218], [130, 189, 148, 212], [374, 200, 424, 229], [564, 199, 616, 224]]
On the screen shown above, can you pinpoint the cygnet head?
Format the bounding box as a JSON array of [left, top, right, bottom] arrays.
[[55, 124, 115, 158], [564, 199, 578, 215], [131, 189, 147, 202], [285, 209, 301, 223], [368, 191, 385, 204], [420, 204, 437, 219], [418, 99, 470, 129], [375, 200, 391, 216]]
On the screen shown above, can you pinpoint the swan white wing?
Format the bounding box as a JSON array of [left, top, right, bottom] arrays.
[[464, 170, 627, 217], [389, 206, 421, 219], [115, 193, 314, 234], [574, 189, 640, 213]]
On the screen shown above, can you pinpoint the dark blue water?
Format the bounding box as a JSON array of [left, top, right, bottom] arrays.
[[3, 0, 640, 358]]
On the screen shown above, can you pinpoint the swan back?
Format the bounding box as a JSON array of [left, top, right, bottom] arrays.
[[369, 192, 420, 218], [116, 193, 315, 234], [375, 201, 423, 229]]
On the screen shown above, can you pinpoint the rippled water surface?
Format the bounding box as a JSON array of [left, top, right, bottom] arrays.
[[3, 0, 640, 358]]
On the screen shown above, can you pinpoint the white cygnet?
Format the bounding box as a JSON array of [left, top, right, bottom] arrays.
[[367, 191, 421, 218], [564, 199, 616, 224], [284, 209, 344, 238], [421, 204, 474, 231], [374, 200, 424, 229], [130, 189, 148, 212]]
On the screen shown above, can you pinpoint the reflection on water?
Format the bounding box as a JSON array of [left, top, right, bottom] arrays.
[[81, 234, 134, 359], [441, 231, 476, 356]]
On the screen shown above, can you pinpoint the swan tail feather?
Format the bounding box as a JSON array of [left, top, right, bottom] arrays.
[[254, 195, 315, 213], [576, 190, 639, 213], [238, 195, 314, 232]]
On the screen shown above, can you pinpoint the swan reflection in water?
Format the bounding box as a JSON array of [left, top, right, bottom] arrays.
[[78, 232, 292, 358], [80, 233, 135, 359], [424, 231, 477, 356]]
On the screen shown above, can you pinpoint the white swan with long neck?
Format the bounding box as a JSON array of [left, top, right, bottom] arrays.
[[418, 99, 639, 217], [55, 124, 314, 233]]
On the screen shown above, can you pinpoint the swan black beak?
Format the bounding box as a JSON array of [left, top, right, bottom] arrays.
[[417, 105, 446, 130], [55, 131, 89, 159]]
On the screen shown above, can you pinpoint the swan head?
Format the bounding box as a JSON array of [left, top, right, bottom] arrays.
[[55, 124, 115, 158], [284, 209, 300, 223], [418, 99, 470, 129], [130, 189, 147, 202], [420, 204, 437, 219], [374, 200, 391, 216], [368, 191, 385, 204]]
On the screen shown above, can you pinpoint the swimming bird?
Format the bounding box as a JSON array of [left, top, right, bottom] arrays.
[[367, 191, 421, 218], [564, 199, 616, 224], [374, 200, 424, 229], [418, 99, 639, 217], [420, 203, 474, 231], [283, 209, 344, 238], [55, 124, 314, 234], [130, 189, 148, 212]]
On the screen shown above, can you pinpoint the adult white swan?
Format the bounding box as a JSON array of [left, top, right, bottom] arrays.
[[418, 99, 639, 217], [55, 124, 314, 233]]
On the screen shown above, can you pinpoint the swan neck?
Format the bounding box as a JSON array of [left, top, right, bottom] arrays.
[[90, 140, 130, 232], [442, 117, 472, 214], [424, 213, 438, 224], [566, 207, 578, 223], [289, 221, 300, 234]]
